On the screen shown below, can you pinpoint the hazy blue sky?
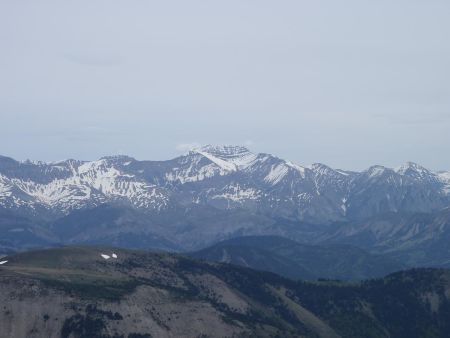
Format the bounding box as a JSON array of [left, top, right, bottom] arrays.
[[1, 0, 449, 170]]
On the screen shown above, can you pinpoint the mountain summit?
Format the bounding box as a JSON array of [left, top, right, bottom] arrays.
[[191, 145, 258, 171]]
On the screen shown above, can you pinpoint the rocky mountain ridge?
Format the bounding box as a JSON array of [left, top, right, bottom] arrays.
[[1, 145, 449, 223]]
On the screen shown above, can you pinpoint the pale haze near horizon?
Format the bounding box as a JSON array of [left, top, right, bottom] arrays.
[[0, 0, 449, 171]]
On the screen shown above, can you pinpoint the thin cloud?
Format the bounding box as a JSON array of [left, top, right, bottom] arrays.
[[175, 142, 201, 153]]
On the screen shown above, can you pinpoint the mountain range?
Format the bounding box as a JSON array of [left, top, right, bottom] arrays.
[[2, 147, 450, 336], [1, 145, 449, 223], [1, 145, 450, 270]]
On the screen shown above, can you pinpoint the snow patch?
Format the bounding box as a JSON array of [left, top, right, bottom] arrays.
[[211, 186, 261, 202], [195, 150, 238, 171], [341, 198, 347, 213], [367, 166, 387, 178], [438, 172, 450, 194], [286, 161, 306, 178]]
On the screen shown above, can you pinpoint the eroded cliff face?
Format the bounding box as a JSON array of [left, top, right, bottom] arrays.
[[0, 279, 246, 338], [0, 247, 314, 338]]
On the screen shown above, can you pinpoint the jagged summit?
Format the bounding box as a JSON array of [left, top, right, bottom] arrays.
[[197, 144, 251, 156], [22, 159, 48, 166], [192, 144, 258, 171], [396, 162, 432, 178], [360, 162, 433, 178], [363, 165, 393, 179], [309, 163, 333, 171], [100, 155, 136, 162]]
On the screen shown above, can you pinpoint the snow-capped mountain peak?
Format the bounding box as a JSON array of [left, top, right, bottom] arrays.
[[365, 165, 391, 179], [438, 171, 450, 194], [100, 155, 136, 163], [396, 162, 433, 179], [193, 145, 258, 171], [197, 145, 251, 157]]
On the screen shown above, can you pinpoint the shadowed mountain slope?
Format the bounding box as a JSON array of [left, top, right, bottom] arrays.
[[189, 235, 405, 280]]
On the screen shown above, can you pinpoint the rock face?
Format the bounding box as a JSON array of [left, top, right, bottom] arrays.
[[1, 247, 450, 338], [1, 146, 449, 223]]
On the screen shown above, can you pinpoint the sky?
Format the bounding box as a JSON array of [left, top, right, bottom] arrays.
[[1, 0, 449, 171]]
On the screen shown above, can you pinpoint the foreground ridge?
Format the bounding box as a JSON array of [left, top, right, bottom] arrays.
[[0, 247, 449, 338]]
